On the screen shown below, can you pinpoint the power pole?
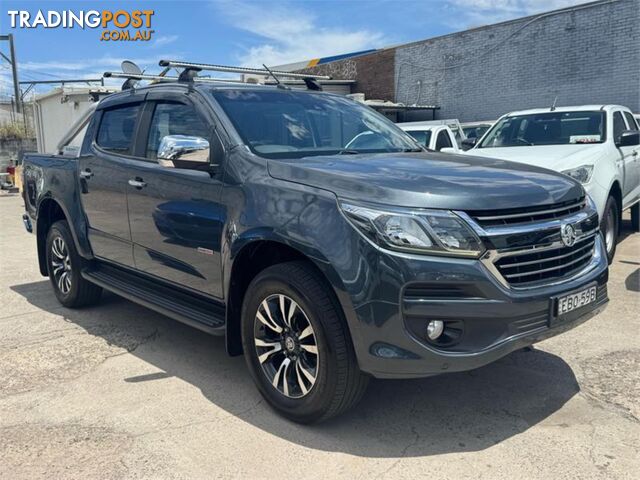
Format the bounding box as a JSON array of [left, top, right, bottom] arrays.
[[0, 34, 21, 114]]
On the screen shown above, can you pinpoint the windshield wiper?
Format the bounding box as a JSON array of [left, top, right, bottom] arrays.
[[400, 148, 424, 152], [338, 149, 360, 155]]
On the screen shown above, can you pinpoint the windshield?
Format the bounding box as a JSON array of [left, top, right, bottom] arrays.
[[210, 89, 421, 158], [405, 130, 433, 147], [478, 111, 606, 148]]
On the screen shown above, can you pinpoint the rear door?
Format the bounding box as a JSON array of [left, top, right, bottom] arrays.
[[79, 94, 145, 267], [126, 88, 226, 298]]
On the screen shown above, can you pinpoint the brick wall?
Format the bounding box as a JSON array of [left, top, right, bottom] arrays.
[[296, 0, 639, 123], [395, 0, 640, 121], [296, 48, 397, 101]]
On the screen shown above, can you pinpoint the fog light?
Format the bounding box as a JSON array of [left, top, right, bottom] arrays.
[[427, 320, 444, 340]]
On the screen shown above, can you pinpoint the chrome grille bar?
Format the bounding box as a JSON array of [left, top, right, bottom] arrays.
[[474, 199, 586, 222], [503, 249, 594, 280], [498, 241, 594, 269]]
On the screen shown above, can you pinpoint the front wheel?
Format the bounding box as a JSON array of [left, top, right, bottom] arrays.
[[46, 220, 102, 307], [241, 261, 369, 423], [600, 195, 619, 264]]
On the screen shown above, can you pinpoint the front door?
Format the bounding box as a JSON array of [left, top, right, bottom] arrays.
[[78, 100, 143, 267], [622, 111, 640, 205], [126, 95, 226, 298], [613, 110, 639, 202]]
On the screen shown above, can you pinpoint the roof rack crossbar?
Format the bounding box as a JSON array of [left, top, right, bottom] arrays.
[[103, 72, 246, 84], [158, 60, 332, 80]]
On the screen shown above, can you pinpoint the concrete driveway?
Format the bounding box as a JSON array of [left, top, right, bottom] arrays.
[[1, 194, 638, 479]]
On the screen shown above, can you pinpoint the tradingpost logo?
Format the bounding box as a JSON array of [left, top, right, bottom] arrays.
[[7, 9, 155, 41]]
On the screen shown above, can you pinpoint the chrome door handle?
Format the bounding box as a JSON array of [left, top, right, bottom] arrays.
[[128, 178, 147, 189], [80, 169, 93, 179]]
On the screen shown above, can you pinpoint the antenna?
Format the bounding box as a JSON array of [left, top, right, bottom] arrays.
[[550, 96, 558, 111], [159, 60, 331, 80], [262, 63, 289, 89]]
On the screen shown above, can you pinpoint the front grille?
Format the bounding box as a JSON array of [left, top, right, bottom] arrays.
[[469, 197, 586, 227], [495, 234, 596, 286]]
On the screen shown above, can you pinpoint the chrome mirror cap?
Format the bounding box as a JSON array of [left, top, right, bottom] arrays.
[[157, 135, 209, 166]]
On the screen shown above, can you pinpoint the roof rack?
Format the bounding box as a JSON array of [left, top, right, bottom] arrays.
[[103, 72, 245, 84], [158, 60, 331, 80], [104, 59, 332, 91]]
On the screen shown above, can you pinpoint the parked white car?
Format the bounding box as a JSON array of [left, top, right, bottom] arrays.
[[461, 121, 494, 144], [397, 123, 461, 153], [465, 105, 640, 262]]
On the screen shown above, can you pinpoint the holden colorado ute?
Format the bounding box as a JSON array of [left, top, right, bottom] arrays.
[[464, 105, 640, 262], [21, 78, 609, 422]]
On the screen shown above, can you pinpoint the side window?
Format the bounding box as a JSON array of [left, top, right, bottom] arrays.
[[613, 111, 626, 140], [96, 104, 140, 154], [623, 111, 638, 131], [435, 130, 453, 150], [146, 102, 209, 160]]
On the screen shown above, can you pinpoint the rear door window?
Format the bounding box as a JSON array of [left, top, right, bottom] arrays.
[[96, 104, 140, 154]]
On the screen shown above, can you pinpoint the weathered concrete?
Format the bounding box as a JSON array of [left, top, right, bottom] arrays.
[[0, 194, 638, 479]]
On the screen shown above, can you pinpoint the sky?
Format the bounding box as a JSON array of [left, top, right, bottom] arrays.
[[0, 0, 587, 98]]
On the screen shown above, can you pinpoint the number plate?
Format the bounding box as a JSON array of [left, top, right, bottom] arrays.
[[556, 285, 597, 316]]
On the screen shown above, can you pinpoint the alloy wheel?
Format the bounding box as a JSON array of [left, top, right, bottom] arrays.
[[51, 236, 72, 295], [253, 294, 318, 398], [604, 207, 616, 254]]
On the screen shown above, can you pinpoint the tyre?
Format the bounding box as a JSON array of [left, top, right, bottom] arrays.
[[631, 202, 640, 232], [46, 220, 102, 308], [600, 195, 619, 264], [241, 261, 369, 423]]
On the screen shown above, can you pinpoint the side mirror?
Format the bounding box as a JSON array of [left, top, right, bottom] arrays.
[[439, 147, 456, 153], [158, 135, 210, 169], [461, 138, 477, 150], [616, 130, 640, 147]]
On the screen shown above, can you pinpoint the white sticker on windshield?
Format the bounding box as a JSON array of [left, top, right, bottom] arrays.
[[570, 135, 601, 144]]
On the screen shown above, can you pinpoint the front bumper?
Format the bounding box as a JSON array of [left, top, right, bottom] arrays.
[[349, 234, 609, 379]]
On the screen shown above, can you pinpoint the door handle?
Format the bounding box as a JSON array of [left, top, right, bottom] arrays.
[[128, 178, 147, 189], [80, 169, 94, 179]]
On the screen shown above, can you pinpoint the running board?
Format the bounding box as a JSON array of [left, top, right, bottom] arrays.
[[82, 263, 225, 335]]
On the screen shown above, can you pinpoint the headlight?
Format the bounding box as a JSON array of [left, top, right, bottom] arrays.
[[562, 165, 594, 184], [340, 202, 484, 258]]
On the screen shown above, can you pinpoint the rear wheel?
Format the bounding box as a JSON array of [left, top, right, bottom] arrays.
[[601, 196, 618, 264], [631, 202, 640, 232], [46, 220, 102, 307], [241, 261, 369, 423]]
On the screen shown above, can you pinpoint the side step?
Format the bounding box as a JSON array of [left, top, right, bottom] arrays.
[[82, 263, 225, 335]]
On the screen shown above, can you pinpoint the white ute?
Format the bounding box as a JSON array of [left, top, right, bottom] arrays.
[[397, 122, 461, 153], [465, 105, 640, 262]]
